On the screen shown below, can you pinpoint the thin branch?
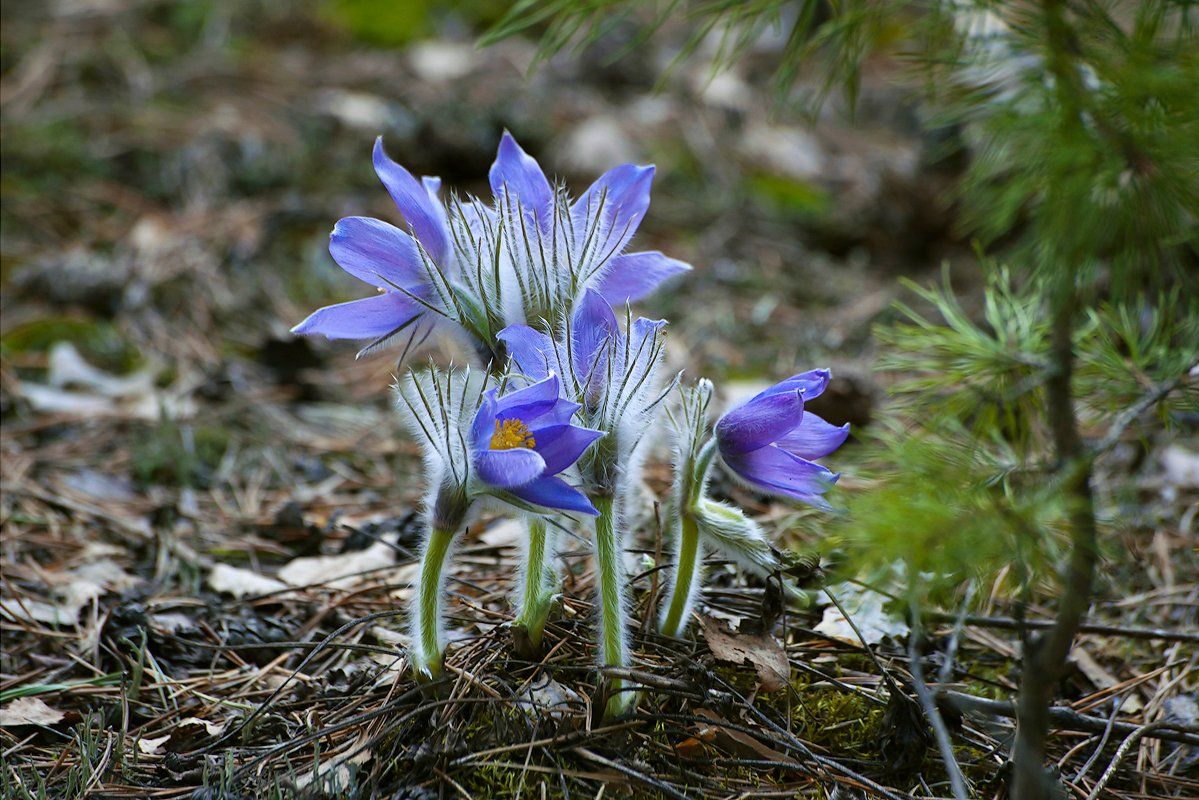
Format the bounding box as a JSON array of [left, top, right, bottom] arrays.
[[1090, 372, 1190, 456], [923, 612, 1199, 643], [908, 612, 971, 800], [1084, 720, 1174, 800], [943, 691, 1199, 747]]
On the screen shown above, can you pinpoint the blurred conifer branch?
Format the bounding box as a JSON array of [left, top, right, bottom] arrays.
[[484, 1, 1197, 795]]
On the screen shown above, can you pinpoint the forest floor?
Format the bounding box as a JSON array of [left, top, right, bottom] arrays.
[[2, 2, 1196, 798]]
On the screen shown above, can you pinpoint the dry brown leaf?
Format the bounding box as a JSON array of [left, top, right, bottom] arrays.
[[699, 616, 789, 692], [137, 734, 171, 755], [478, 518, 523, 548], [163, 717, 226, 749], [278, 540, 395, 588], [208, 563, 289, 598], [1072, 646, 1143, 713], [0, 697, 68, 728], [693, 708, 797, 764], [815, 582, 909, 645]]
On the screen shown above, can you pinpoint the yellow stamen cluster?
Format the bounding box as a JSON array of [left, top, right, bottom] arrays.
[[490, 419, 536, 451]]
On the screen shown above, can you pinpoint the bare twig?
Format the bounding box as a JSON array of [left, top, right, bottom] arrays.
[[908, 610, 970, 800], [944, 691, 1199, 747], [924, 612, 1199, 643], [1091, 373, 1189, 456], [1084, 720, 1173, 800]]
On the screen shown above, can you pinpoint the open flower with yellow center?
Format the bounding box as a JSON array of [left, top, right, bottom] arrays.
[[491, 419, 537, 450], [470, 373, 603, 515], [394, 367, 603, 679]]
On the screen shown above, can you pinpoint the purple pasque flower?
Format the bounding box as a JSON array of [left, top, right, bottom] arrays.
[[471, 373, 603, 516], [489, 132, 691, 317], [292, 138, 450, 356], [292, 133, 690, 359], [714, 370, 849, 509], [496, 289, 670, 477]]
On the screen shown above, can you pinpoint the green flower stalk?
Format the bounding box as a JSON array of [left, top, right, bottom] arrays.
[[589, 493, 627, 714], [396, 368, 602, 679], [499, 291, 676, 718], [511, 515, 561, 657], [658, 375, 849, 637], [413, 483, 472, 678], [658, 381, 718, 636]]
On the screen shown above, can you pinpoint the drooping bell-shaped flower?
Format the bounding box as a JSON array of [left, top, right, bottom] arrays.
[[659, 373, 849, 637], [714, 370, 849, 509]]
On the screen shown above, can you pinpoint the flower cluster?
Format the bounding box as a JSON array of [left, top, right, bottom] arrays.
[[295, 134, 847, 713], [294, 132, 689, 362]]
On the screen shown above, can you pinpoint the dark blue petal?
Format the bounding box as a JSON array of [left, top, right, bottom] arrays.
[[475, 448, 546, 489], [489, 131, 553, 225], [517, 395, 579, 429], [593, 251, 691, 306], [715, 390, 804, 456], [776, 413, 849, 461], [497, 325, 555, 380], [528, 424, 604, 475], [329, 217, 425, 289], [372, 138, 449, 263], [291, 292, 422, 341], [510, 476, 599, 516], [543, 398, 582, 425], [723, 445, 839, 507]]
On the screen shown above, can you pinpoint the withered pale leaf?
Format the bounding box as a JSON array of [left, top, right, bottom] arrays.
[[699, 616, 789, 692]]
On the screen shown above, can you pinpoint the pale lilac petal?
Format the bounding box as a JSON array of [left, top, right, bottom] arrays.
[[593, 251, 691, 306], [372, 138, 449, 262], [291, 292, 421, 340], [611, 316, 667, 386], [724, 445, 839, 506], [628, 317, 667, 348], [423, 175, 442, 204], [574, 163, 654, 251], [776, 413, 849, 461], [716, 390, 803, 456], [489, 131, 553, 223], [471, 393, 499, 449], [329, 217, 424, 288], [528, 424, 603, 475], [497, 325, 555, 380], [571, 289, 618, 381], [475, 448, 546, 489], [510, 476, 599, 516]]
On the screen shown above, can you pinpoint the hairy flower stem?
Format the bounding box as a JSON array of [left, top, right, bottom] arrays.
[[592, 493, 630, 719], [413, 525, 456, 679], [660, 439, 716, 637], [660, 511, 700, 637], [513, 517, 556, 656]]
